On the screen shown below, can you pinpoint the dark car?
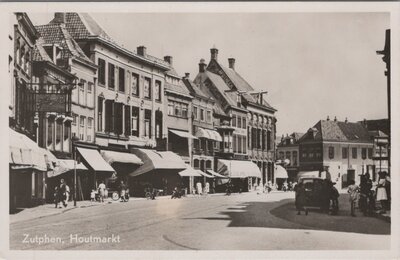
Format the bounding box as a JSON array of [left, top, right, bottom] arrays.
[[296, 177, 326, 209]]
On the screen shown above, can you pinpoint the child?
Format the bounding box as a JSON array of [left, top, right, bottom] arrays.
[[90, 190, 96, 202], [347, 180, 359, 217]]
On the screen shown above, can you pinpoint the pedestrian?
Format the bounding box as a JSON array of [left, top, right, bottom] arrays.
[[359, 175, 369, 215], [295, 182, 308, 215], [196, 181, 202, 196], [98, 180, 106, 203], [90, 189, 96, 202], [59, 179, 67, 208], [54, 186, 60, 208], [204, 181, 210, 195], [376, 172, 388, 213], [119, 180, 128, 202], [329, 181, 339, 215], [65, 183, 70, 207], [322, 179, 331, 213], [347, 180, 359, 217], [384, 172, 391, 211]]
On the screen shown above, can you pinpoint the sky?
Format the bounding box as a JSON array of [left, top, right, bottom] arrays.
[[29, 12, 390, 136]]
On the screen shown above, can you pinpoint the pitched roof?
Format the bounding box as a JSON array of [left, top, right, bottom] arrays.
[[165, 81, 191, 97], [35, 23, 95, 66], [32, 37, 53, 62], [217, 63, 276, 111], [204, 71, 239, 108], [50, 13, 170, 69], [301, 120, 372, 143]]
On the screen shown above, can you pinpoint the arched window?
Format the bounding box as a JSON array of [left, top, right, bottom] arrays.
[[193, 159, 199, 169]]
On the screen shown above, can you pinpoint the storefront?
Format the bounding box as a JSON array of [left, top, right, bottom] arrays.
[[178, 165, 202, 195], [130, 149, 187, 196], [274, 165, 289, 190]]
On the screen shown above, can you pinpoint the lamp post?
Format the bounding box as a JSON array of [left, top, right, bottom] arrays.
[[71, 135, 80, 207]]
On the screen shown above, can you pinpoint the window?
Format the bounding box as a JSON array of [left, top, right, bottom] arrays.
[[47, 119, 54, 148], [293, 151, 298, 165], [131, 73, 139, 96], [193, 159, 199, 169], [105, 100, 114, 133], [309, 148, 314, 158], [279, 151, 284, 159], [242, 117, 246, 129], [124, 106, 130, 136], [238, 136, 242, 153], [56, 120, 62, 144], [328, 146, 334, 159], [108, 63, 115, 89], [144, 109, 151, 137], [206, 160, 212, 169], [97, 97, 103, 131], [193, 106, 198, 120], [200, 109, 205, 121], [342, 147, 348, 159], [362, 148, 367, 160], [233, 135, 237, 153], [182, 104, 188, 118], [98, 58, 106, 85], [87, 117, 93, 129], [232, 115, 236, 127], [243, 136, 247, 154], [72, 113, 78, 125], [206, 110, 211, 122], [131, 106, 139, 137], [368, 148, 373, 159], [87, 82, 93, 108], [286, 151, 291, 164], [79, 116, 85, 141], [144, 77, 151, 99], [114, 103, 123, 135], [267, 130, 271, 150], [168, 102, 174, 116], [155, 80, 161, 101], [352, 147, 357, 159], [118, 67, 125, 92], [237, 116, 242, 128], [174, 103, 182, 117], [315, 148, 322, 158], [79, 80, 85, 105]]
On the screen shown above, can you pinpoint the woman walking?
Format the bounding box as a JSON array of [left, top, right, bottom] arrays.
[[347, 180, 359, 217], [376, 172, 388, 213]]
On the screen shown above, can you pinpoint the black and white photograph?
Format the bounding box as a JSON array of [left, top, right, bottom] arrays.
[[1, 2, 399, 259]]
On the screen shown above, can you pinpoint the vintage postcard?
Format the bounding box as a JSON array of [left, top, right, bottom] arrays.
[[0, 2, 398, 259]]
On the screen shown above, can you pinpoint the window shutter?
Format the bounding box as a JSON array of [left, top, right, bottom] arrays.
[[125, 105, 130, 136]]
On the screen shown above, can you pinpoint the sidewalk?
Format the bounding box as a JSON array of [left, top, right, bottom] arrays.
[[10, 192, 228, 224]]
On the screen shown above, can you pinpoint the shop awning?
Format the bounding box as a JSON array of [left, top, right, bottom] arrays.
[[208, 130, 222, 142], [178, 166, 203, 177], [217, 159, 262, 178], [274, 165, 288, 179], [100, 150, 143, 165], [77, 147, 115, 173], [130, 149, 187, 177], [47, 159, 88, 178], [195, 128, 212, 139], [198, 170, 214, 178], [9, 128, 47, 171], [169, 129, 198, 139], [207, 170, 229, 178]]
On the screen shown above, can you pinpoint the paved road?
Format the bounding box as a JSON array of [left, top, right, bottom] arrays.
[[10, 192, 390, 250]]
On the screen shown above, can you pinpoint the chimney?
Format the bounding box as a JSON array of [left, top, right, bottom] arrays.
[[185, 72, 190, 79], [210, 48, 218, 61], [228, 58, 235, 70], [199, 59, 207, 73], [327, 116, 330, 121], [334, 116, 337, 122], [137, 46, 147, 56], [164, 55, 173, 65], [363, 118, 367, 127], [345, 117, 348, 123], [54, 13, 66, 24]]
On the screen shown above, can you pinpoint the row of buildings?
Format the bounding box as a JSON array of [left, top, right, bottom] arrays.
[[9, 12, 278, 209], [277, 118, 390, 190]]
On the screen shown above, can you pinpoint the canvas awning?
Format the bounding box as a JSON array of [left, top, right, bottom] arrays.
[[9, 128, 47, 171], [100, 150, 143, 165], [195, 128, 212, 139], [274, 165, 288, 179], [178, 166, 203, 177], [169, 129, 198, 139], [217, 159, 262, 178], [208, 130, 222, 142], [198, 170, 214, 178], [77, 147, 115, 173], [47, 159, 88, 178], [207, 170, 229, 178], [130, 149, 187, 177]]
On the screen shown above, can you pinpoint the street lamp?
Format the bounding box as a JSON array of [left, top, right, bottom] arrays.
[[71, 135, 80, 207]]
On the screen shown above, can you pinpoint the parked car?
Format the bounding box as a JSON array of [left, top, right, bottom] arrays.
[[296, 177, 325, 209]]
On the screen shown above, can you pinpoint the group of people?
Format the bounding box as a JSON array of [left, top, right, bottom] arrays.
[[194, 181, 210, 196], [54, 179, 70, 208], [90, 180, 129, 203], [348, 171, 391, 217]]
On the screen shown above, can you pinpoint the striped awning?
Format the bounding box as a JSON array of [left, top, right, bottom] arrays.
[[195, 128, 222, 142], [77, 148, 115, 173], [100, 150, 143, 165]]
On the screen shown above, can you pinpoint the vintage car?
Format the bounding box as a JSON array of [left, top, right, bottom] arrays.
[[296, 177, 326, 209]]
